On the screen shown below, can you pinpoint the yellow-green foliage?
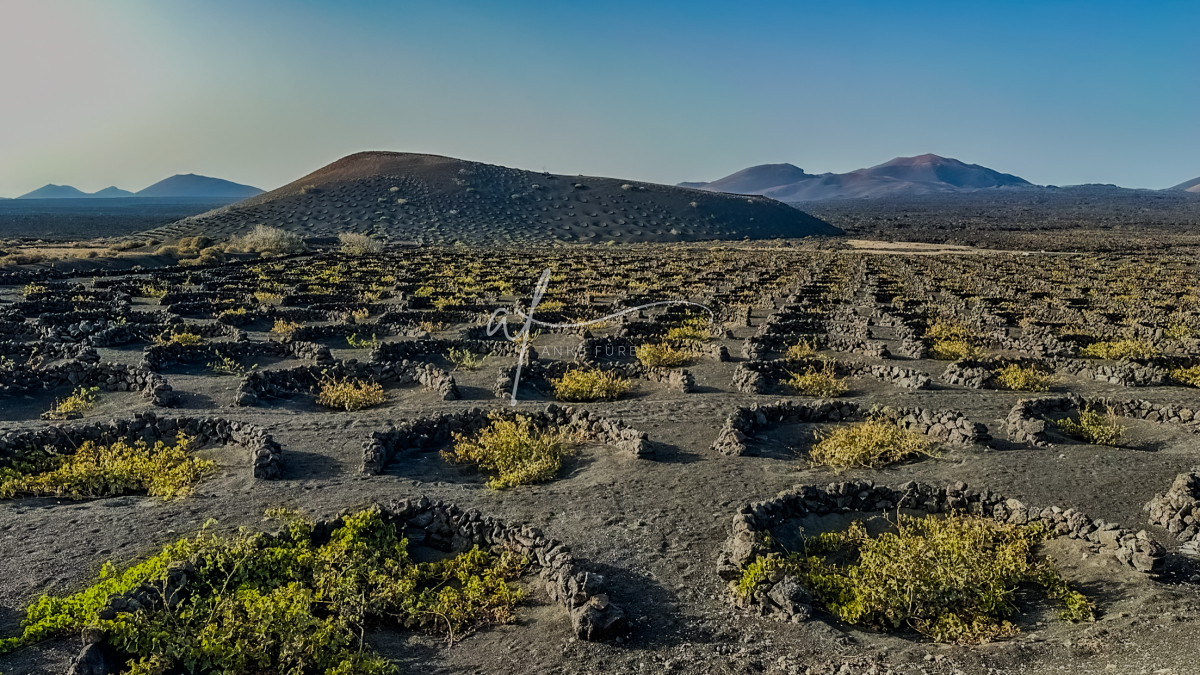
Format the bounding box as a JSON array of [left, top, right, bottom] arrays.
[[152, 328, 204, 347], [1165, 324, 1194, 340], [785, 339, 817, 361], [254, 291, 283, 305], [0, 509, 527, 673], [635, 342, 691, 368], [41, 386, 100, 420], [1079, 339, 1158, 360], [208, 353, 255, 377], [535, 299, 566, 312], [217, 306, 250, 321], [0, 435, 213, 500], [21, 283, 47, 297], [993, 363, 1057, 392], [270, 318, 302, 337], [1161, 324, 1190, 338], [419, 320, 447, 333], [1056, 407, 1125, 446], [550, 368, 632, 402], [1170, 364, 1200, 387], [350, 307, 370, 322], [665, 317, 711, 342], [926, 321, 988, 361], [738, 514, 1093, 643], [930, 339, 987, 361], [447, 347, 489, 371], [139, 284, 168, 298], [316, 377, 386, 411], [783, 361, 848, 398], [444, 414, 571, 489], [809, 417, 931, 468], [414, 286, 435, 297], [924, 320, 975, 341], [346, 332, 380, 349]]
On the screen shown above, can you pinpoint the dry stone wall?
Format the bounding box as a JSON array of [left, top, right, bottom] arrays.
[[1004, 394, 1200, 447], [361, 403, 651, 473], [235, 358, 459, 406], [1144, 471, 1200, 556], [0, 412, 282, 479], [718, 480, 1165, 621]]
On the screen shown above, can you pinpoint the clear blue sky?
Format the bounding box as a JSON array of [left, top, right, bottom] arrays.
[[1, 0, 1196, 197]]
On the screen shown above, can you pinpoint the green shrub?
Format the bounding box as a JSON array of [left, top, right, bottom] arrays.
[[783, 361, 848, 398], [41, 386, 100, 420], [809, 417, 931, 468], [1056, 407, 1125, 446], [664, 317, 710, 342], [316, 377, 386, 411], [270, 318, 302, 337], [635, 342, 691, 368], [208, 353, 256, 377], [447, 347, 489, 371], [139, 284, 168, 298], [346, 332, 381, 350], [1078, 339, 1158, 360], [254, 290, 283, 305], [152, 327, 204, 347], [924, 320, 976, 342], [785, 339, 817, 361], [21, 283, 47, 297], [0, 509, 527, 673], [738, 514, 1093, 643], [0, 435, 213, 500], [443, 414, 571, 489], [930, 339, 987, 361], [993, 363, 1057, 392], [1170, 364, 1200, 387], [217, 306, 250, 321], [550, 368, 632, 402], [1165, 324, 1194, 340]]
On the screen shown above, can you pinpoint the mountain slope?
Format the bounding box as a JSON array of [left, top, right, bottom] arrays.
[[91, 186, 136, 198], [699, 163, 812, 194], [692, 154, 1035, 202], [136, 174, 263, 199], [17, 184, 90, 199], [856, 154, 1030, 188], [143, 151, 840, 244], [1168, 177, 1200, 192]]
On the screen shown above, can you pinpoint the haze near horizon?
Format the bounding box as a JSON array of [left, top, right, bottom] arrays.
[[1, 0, 1196, 198]]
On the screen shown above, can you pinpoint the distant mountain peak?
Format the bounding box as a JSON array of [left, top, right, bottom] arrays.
[[688, 163, 811, 195], [693, 154, 1033, 202], [135, 174, 263, 199], [92, 186, 136, 198], [876, 153, 963, 167], [17, 184, 90, 199]]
